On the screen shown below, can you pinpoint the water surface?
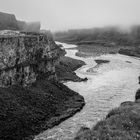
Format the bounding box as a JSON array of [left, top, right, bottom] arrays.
[[35, 42, 140, 140]]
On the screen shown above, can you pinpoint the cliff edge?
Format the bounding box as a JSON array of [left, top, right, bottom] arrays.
[[0, 30, 85, 140], [0, 12, 40, 32]]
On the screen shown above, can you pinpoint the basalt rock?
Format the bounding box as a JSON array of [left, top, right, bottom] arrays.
[[135, 76, 140, 100], [0, 30, 65, 87]]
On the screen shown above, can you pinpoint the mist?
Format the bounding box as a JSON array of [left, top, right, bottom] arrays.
[[0, 0, 140, 31]]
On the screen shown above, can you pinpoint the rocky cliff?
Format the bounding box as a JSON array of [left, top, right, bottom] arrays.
[[0, 30, 65, 87], [0, 12, 19, 30], [0, 12, 41, 31]]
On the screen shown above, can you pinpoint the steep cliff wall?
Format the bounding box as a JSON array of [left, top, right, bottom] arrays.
[[0, 30, 65, 87], [0, 12, 19, 30], [0, 12, 41, 31]]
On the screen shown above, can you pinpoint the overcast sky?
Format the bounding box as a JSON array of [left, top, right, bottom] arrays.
[[0, 0, 140, 31]]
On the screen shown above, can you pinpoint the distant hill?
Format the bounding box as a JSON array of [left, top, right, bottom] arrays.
[[54, 26, 140, 46], [0, 12, 40, 31], [0, 12, 19, 30]]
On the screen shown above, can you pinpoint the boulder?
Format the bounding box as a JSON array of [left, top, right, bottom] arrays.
[[81, 77, 88, 82], [135, 88, 140, 100]]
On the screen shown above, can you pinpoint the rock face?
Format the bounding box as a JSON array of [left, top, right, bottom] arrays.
[[0, 30, 65, 87], [0, 12, 41, 32], [0, 12, 19, 30]]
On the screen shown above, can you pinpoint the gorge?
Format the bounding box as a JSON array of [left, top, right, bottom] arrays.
[[35, 42, 140, 140], [0, 30, 85, 140], [1, 11, 140, 140]]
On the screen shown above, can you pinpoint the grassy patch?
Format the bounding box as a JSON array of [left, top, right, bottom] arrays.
[[0, 78, 84, 140], [75, 102, 140, 140]]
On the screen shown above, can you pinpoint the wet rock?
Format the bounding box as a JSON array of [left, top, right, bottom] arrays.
[[135, 76, 140, 100], [56, 56, 85, 82], [126, 61, 132, 63], [135, 88, 140, 100], [81, 77, 88, 82], [94, 59, 110, 64]]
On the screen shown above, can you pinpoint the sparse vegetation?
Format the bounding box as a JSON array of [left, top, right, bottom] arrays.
[[0, 78, 85, 140], [54, 26, 140, 47], [75, 101, 140, 140], [54, 26, 140, 58], [56, 56, 86, 82]]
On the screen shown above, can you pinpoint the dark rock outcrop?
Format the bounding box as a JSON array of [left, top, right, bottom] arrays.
[[56, 56, 86, 82], [95, 59, 110, 64], [0, 30, 65, 87], [135, 76, 140, 100], [0, 12, 41, 32], [0, 31, 85, 140]]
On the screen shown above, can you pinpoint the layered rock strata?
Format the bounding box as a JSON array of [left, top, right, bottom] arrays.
[[0, 30, 65, 87]]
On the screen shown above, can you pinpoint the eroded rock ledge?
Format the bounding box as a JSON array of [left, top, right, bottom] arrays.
[[0, 30, 65, 87], [74, 77, 140, 140]]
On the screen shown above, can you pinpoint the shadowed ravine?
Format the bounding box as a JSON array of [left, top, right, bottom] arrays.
[[35, 42, 140, 140]]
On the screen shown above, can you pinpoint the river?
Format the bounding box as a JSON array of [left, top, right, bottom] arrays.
[[35, 42, 140, 140]]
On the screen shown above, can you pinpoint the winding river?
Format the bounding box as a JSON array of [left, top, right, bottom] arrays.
[[35, 42, 140, 140]]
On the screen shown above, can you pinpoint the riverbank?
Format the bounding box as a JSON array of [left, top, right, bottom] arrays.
[[75, 89, 140, 140], [54, 32, 140, 139], [0, 55, 86, 140], [58, 42, 140, 140], [0, 77, 85, 140], [57, 40, 140, 60], [56, 56, 86, 82], [119, 47, 140, 58], [74, 74, 140, 140]]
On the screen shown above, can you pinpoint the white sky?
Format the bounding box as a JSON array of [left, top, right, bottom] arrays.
[[0, 0, 140, 31]]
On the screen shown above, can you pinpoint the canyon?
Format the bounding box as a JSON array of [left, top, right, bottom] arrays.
[[0, 30, 64, 87], [0, 30, 85, 140]]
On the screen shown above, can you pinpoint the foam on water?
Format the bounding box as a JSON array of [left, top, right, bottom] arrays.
[[35, 42, 140, 140]]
